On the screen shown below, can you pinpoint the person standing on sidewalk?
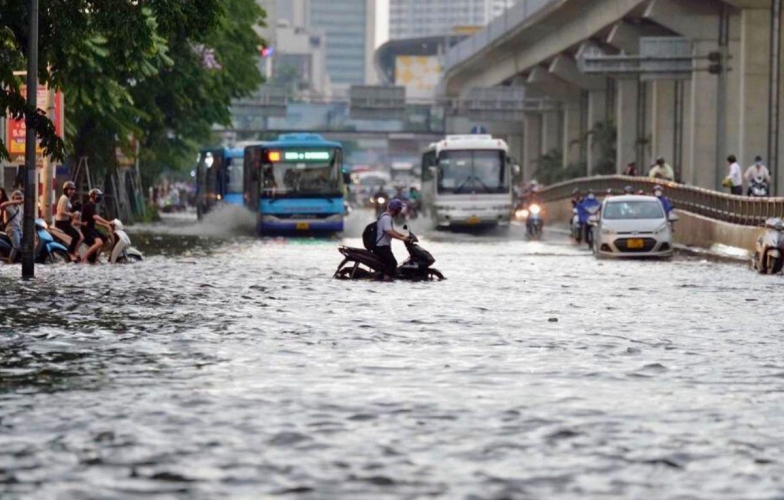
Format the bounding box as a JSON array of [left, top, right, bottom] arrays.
[[724, 155, 743, 195]]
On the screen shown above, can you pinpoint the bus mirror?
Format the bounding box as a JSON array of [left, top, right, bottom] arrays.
[[512, 164, 521, 176]]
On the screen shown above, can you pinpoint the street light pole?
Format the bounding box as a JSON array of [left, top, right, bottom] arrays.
[[22, 0, 39, 279]]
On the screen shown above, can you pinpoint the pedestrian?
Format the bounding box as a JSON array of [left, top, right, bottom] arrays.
[[653, 185, 674, 216], [649, 157, 675, 181], [724, 155, 743, 195], [55, 181, 83, 262], [373, 198, 411, 281], [0, 190, 24, 263], [622, 162, 638, 176]]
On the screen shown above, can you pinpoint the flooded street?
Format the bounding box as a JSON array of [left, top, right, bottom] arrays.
[[2, 211, 784, 499]]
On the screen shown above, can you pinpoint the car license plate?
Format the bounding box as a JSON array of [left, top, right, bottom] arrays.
[[467, 215, 480, 225], [627, 239, 644, 249], [296, 222, 310, 230]]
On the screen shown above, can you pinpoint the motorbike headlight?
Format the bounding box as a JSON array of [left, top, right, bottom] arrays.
[[529, 204, 542, 215], [377, 197, 386, 204]]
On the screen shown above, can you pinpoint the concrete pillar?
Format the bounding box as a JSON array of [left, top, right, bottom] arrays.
[[688, 40, 720, 189], [616, 78, 638, 174], [563, 102, 582, 168], [587, 90, 607, 172], [739, 7, 771, 171], [523, 113, 542, 181], [541, 111, 560, 156], [651, 81, 676, 169]]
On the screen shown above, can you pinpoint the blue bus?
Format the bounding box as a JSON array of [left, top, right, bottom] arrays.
[[196, 147, 248, 219], [243, 134, 345, 233]]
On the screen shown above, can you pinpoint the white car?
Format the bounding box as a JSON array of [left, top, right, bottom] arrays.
[[591, 195, 677, 258]]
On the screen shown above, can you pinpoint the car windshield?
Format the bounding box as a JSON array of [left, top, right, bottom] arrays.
[[262, 149, 341, 196], [603, 200, 665, 220], [437, 150, 507, 194]]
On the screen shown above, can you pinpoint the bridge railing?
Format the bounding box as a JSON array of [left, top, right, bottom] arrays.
[[536, 176, 784, 227]]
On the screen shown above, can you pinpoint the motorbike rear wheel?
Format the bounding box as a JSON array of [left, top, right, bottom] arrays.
[[44, 249, 70, 265], [335, 266, 374, 280]]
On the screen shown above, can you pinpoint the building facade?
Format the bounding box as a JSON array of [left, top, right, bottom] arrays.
[[389, 0, 517, 40]]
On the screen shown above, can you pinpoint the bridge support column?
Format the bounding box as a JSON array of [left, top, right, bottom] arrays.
[[739, 7, 771, 178], [616, 78, 638, 175], [587, 89, 607, 173], [523, 113, 542, 181], [541, 110, 560, 157], [563, 102, 582, 169], [651, 81, 676, 170], [688, 40, 720, 188]]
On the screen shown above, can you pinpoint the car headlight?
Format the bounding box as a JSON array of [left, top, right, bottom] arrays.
[[655, 223, 669, 235], [601, 227, 615, 235], [516, 209, 529, 219]]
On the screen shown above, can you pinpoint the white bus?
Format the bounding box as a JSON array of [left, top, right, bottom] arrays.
[[421, 135, 515, 229]]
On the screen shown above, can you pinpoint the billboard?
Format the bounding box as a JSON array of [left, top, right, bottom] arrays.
[[394, 56, 442, 91], [5, 86, 65, 163]]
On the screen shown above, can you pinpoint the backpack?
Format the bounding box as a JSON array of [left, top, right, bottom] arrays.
[[362, 214, 389, 250]]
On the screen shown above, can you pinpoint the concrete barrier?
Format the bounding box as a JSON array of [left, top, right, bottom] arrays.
[[543, 199, 763, 254]]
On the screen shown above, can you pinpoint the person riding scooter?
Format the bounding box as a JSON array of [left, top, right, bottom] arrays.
[[81, 189, 113, 264], [55, 181, 83, 262], [653, 185, 674, 216], [576, 190, 601, 245], [0, 190, 23, 263]]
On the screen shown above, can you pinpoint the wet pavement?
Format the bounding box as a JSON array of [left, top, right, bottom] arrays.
[[1, 209, 784, 499]]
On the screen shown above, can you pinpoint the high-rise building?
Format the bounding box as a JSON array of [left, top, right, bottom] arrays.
[[389, 0, 517, 40], [311, 0, 377, 88]]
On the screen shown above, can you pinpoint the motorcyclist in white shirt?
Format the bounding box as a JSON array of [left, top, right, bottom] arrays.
[[744, 156, 771, 196]]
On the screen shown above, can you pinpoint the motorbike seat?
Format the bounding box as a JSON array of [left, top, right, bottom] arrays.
[[339, 246, 387, 270]]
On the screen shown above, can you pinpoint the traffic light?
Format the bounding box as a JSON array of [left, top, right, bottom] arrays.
[[708, 51, 723, 75]]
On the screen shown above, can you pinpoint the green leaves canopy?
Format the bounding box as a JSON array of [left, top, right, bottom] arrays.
[[0, 0, 265, 178]]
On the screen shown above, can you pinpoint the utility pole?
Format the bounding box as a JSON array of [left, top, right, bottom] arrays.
[[714, 4, 730, 191], [22, 0, 39, 279]]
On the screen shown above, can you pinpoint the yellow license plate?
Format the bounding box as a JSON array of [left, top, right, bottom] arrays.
[[627, 239, 644, 249], [296, 222, 310, 230], [467, 216, 480, 225]]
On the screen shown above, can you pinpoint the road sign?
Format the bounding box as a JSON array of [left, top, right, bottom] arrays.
[[5, 86, 64, 162]]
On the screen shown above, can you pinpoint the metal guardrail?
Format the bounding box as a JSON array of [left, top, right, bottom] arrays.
[[444, 0, 556, 72], [537, 176, 784, 227]]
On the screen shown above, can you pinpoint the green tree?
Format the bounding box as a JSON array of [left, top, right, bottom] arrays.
[[0, 0, 265, 185]]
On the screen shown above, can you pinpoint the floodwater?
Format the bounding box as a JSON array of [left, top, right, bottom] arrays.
[[2, 209, 784, 499]]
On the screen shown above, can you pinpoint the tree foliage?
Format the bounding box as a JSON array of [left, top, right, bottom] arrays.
[[0, 0, 265, 181]]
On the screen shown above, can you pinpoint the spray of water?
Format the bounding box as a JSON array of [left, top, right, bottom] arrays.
[[136, 205, 257, 237]]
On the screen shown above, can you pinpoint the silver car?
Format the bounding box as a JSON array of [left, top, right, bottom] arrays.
[[592, 195, 676, 259]]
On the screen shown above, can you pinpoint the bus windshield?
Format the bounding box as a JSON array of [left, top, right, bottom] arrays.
[[262, 148, 341, 197], [437, 150, 507, 194]]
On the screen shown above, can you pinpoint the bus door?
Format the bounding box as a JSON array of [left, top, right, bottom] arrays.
[[243, 146, 263, 213]]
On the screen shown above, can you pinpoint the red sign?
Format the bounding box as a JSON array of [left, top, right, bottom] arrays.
[[5, 86, 65, 161]]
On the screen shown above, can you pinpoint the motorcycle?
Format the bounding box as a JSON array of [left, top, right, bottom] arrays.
[[749, 178, 770, 198], [48, 219, 143, 263], [516, 203, 544, 239], [576, 201, 601, 247], [334, 225, 445, 281], [752, 218, 784, 274], [0, 219, 70, 264]]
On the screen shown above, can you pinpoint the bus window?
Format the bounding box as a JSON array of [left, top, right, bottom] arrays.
[[225, 159, 244, 194]]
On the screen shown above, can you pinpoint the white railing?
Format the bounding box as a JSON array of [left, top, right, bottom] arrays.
[[444, 0, 557, 73]]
